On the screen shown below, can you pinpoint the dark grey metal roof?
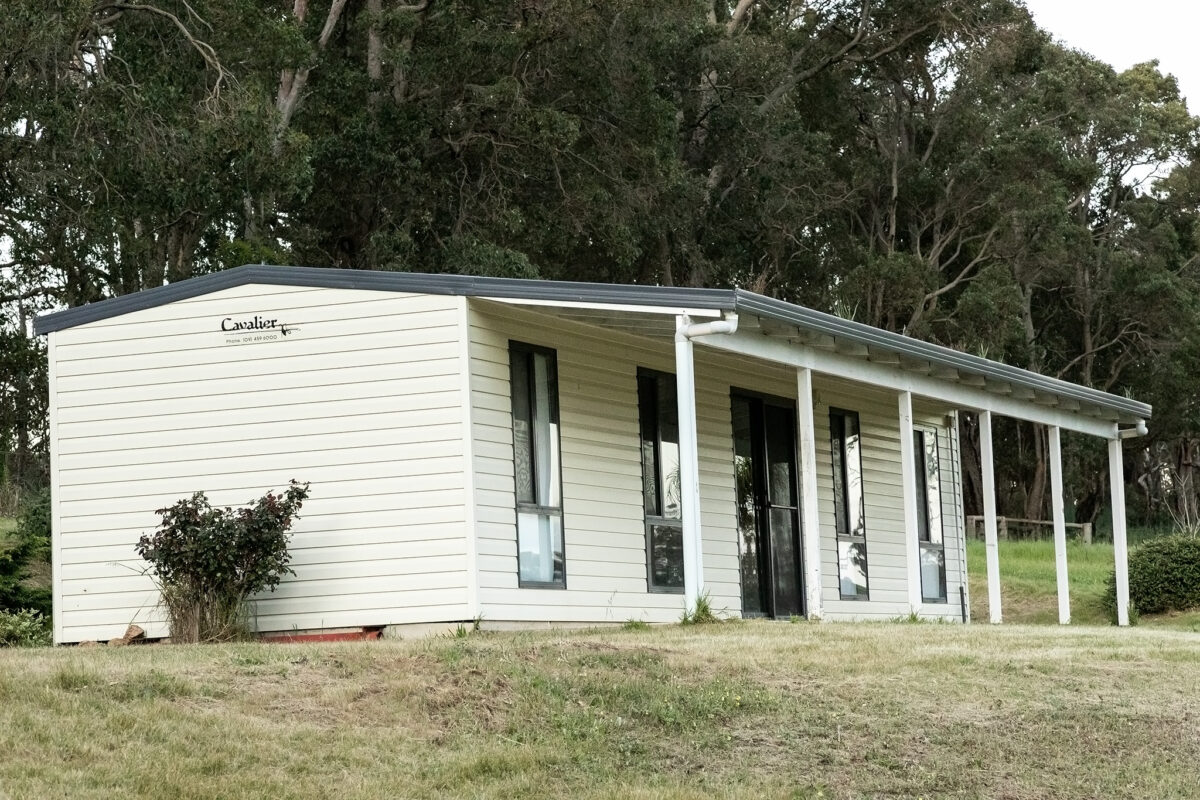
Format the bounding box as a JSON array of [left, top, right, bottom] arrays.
[[33, 264, 731, 335], [733, 292, 1152, 421], [34, 263, 1150, 421]]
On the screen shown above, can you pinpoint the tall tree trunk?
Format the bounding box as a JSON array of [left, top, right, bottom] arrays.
[[959, 413, 983, 517], [367, 0, 383, 113], [1024, 424, 1047, 521]]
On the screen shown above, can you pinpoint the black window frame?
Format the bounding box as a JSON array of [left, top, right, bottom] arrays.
[[912, 427, 948, 604], [830, 407, 869, 601], [509, 340, 566, 589], [637, 368, 684, 594]]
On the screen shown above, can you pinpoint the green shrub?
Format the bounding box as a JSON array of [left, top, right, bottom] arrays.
[[136, 481, 310, 643], [15, 488, 50, 557], [0, 608, 51, 647], [0, 488, 51, 615], [1103, 535, 1200, 622]]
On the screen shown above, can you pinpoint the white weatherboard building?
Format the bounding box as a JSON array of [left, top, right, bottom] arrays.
[[35, 265, 1150, 644]]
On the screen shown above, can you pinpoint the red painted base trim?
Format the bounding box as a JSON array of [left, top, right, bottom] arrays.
[[261, 629, 382, 644]]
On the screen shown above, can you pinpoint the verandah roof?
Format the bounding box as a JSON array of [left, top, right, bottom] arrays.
[[33, 263, 1150, 427]]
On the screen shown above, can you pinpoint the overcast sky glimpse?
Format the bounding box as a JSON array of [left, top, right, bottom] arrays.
[[1021, 0, 1199, 112]]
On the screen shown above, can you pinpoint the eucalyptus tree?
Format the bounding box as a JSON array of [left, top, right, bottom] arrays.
[[0, 0, 304, 304]]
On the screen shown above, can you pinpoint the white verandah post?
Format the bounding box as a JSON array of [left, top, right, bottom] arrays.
[[898, 391, 923, 613], [979, 410, 1002, 624], [797, 368, 823, 620], [1048, 426, 1071, 624], [1109, 438, 1131, 626], [675, 316, 704, 614]]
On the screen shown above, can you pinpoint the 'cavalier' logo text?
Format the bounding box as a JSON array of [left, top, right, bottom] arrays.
[[220, 315, 298, 343]]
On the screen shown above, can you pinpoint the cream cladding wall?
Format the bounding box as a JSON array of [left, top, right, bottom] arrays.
[[467, 303, 966, 623], [50, 284, 471, 643], [812, 380, 966, 621]]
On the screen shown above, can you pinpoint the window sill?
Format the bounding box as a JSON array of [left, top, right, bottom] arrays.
[[518, 581, 566, 590]]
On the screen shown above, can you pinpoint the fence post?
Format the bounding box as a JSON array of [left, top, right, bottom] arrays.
[[1082, 522, 1092, 545], [999, 517, 1008, 540]]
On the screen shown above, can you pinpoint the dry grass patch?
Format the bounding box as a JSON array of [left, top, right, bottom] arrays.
[[0, 623, 1198, 799]]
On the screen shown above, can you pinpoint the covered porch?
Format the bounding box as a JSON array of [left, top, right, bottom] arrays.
[[485, 288, 1150, 626]]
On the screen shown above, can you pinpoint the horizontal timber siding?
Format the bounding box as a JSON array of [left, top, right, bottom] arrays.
[[465, 302, 968, 625], [50, 284, 471, 643], [813, 381, 966, 621], [469, 301, 796, 623]]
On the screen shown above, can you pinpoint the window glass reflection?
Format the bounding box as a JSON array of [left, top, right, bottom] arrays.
[[638, 370, 684, 592], [831, 414, 848, 535], [650, 524, 684, 589], [517, 512, 563, 584], [658, 376, 681, 520], [911, 426, 947, 602], [733, 398, 762, 615], [843, 414, 865, 537], [923, 431, 942, 545], [920, 546, 946, 603], [831, 409, 869, 600], [838, 540, 869, 599], [510, 343, 564, 587]]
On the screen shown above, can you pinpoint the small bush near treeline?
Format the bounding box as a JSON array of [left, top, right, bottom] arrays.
[[1104, 534, 1200, 623], [136, 481, 310, 643], [0, 488, 51, 616], [0, 608, 51, 647]]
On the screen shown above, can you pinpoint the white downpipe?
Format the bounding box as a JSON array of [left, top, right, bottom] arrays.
[[1119, 420, 1148, 439], [675, 312, 739, 614], [898, 391, 923, 613], [979, 410, 1002, 624], [951, 410, 971, 623], [1049, 426, 1070, 625], [1109, 438, 1131, 626], [680, 314, 740, 339]]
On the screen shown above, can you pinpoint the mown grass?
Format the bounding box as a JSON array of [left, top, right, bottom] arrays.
[[965, 537, 1200, 630], [0, 623, 1198, 799]]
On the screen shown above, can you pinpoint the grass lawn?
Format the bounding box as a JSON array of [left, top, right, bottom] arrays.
[[0, 623, 1198, 799], [965, 538, 1200, 631]]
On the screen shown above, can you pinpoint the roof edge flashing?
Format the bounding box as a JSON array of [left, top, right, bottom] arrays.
[[33, 265, 734, 335]]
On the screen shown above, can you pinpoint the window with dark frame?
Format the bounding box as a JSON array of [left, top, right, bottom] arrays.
[[509, 342, 565, 587], [830, 408, 868, 600], [913, 428, 948, 603], [637, 369, 684, 592]]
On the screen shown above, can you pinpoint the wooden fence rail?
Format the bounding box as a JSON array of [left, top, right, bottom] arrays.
[[965, 515, 1093, 545]]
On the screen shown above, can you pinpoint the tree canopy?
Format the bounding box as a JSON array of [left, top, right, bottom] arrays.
[[3, 0, 1198, 525]]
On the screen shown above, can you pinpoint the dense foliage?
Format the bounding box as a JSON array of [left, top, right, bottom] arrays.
[[3, 1, 1200, 527], [1104, 535, 1200, 621], [0, 489, 51, 615], [0, 608, 51, 647], [136, 481, 310, 642]]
